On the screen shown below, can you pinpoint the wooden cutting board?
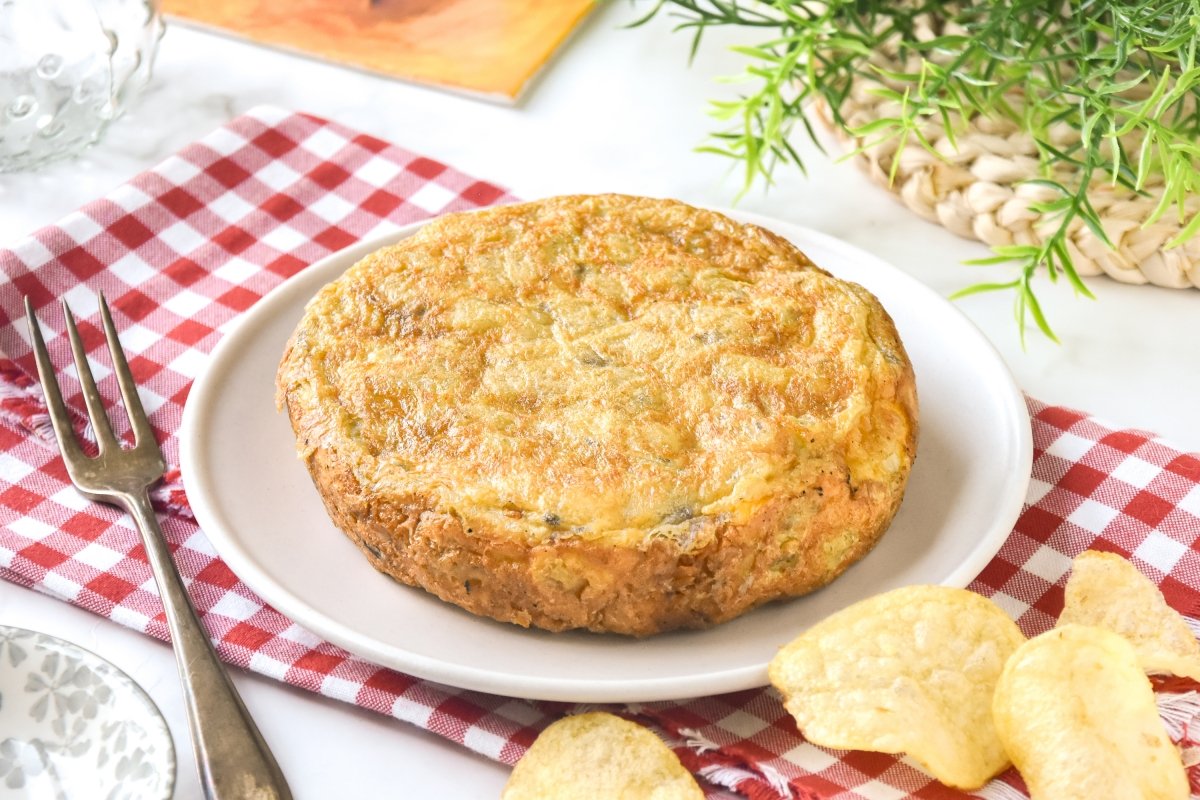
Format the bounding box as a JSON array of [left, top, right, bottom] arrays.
[[162, 0, 595, 102]]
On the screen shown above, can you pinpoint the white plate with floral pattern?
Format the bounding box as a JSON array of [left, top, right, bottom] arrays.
[[0, 626, 174, 799]]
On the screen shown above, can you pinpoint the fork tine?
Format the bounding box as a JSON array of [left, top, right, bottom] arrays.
[[61, 299, 119, 453], [25, 297, 87, 464], [97, 293, 157, 450]]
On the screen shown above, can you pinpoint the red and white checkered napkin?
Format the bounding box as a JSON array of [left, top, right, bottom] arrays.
[[1, 107, 1199, 800]]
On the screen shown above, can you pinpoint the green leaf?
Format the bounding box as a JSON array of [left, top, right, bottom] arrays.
[[950, 280, 1022, 298], [1021, 178, 1071, 195], [1023, 282, 1060, 343], [1078, 205, 1113, 247], [1043, 237, 1090, 297], [910, 34, 974, 52], [849, 117, 905, 135], [623, 0, 668, 30], [1096, 70, 1151, 94], [987, 244, 1044, 260], [1164, 210, 1200, 249], [694, 145, 741, 159], [963, 254, 1029, 266], [1027, 197, 1076, 215], [952, 72, 1000, 87]]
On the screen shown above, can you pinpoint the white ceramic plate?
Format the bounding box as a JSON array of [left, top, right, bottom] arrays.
[[179, 209, 1031, 703], [0, 626, 175, 799]]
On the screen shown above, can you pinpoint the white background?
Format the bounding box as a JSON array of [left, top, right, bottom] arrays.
[[1, 3, 1197, 797]]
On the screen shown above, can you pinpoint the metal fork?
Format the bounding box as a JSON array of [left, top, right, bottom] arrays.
[[25, 295, 292, 800]]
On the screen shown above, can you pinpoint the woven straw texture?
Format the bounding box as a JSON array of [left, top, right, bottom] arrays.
[[832, 43, 1200, 289]]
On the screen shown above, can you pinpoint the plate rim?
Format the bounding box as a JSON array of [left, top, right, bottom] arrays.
[[179, 207, 1032, 702]]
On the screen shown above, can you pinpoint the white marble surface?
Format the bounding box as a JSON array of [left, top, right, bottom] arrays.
[[0, 4, 1197, 798]]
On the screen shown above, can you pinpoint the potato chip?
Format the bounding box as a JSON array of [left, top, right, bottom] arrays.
[[993, 624, 1188, 800], [1058, 549, 1200, 680], [767, 585, 1023, 789], [501, 712, 703, 800]]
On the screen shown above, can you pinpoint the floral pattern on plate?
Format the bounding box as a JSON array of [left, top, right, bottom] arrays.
[[0, 625, 174, 799]]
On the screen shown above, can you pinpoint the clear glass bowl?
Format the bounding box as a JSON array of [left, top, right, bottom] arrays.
[[0, 0, 163, 172]]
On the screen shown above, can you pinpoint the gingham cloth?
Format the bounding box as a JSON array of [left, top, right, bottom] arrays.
[[1, 107, 1199, 800]]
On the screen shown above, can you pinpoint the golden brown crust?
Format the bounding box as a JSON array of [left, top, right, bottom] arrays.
[[277, 195, 918, 635]]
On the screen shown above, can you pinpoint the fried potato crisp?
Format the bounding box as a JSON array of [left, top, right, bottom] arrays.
[[1058, 549, 1200, 680], [768, 585, 1024, 789], [993, 624, 1188, 800], [501, 712, 703, 800]]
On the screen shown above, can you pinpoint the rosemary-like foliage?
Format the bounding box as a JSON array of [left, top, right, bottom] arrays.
[[635, 0, 1200, 340]]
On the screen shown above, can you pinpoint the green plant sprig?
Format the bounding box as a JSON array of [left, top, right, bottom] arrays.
[[634, 0, 1200, 340]]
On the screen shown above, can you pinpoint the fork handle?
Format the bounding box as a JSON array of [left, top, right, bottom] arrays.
[[122, 490, 292, 800]]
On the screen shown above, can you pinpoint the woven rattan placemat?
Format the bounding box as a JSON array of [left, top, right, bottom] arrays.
[[833, 74, 1200, 290]]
